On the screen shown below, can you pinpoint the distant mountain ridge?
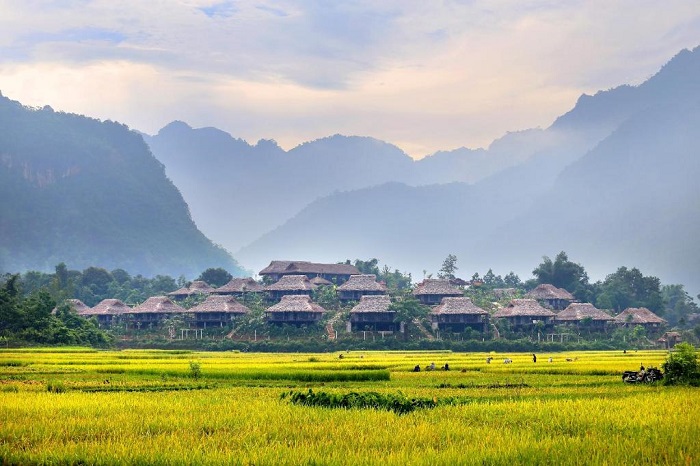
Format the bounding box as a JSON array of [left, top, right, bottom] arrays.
[[0, 93, 246, 277], [233, 46, 700, 295]]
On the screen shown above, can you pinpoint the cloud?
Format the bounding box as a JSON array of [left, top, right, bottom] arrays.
[[0, 0, 698, 155]]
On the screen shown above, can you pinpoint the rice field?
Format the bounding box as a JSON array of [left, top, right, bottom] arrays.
[[0, 348, 698, 465]]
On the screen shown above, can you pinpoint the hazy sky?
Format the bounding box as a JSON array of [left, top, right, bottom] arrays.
[[1, 1, 699, 157]]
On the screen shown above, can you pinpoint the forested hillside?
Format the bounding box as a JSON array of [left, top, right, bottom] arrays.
[[0, 93, 245, 278]]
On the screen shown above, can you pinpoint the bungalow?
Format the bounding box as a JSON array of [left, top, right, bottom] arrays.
[[413, 279, 463, 305], [52, 299, 91, 316], [525, 284, 575, 310], [127, 296, 187, 329], [265, 295, 325, 326], [264, 275, 316, 301], [337, 274, 387, 302], [493, 299, 556, 329], [430, 297, 489, 333], [187, 295, 249, 328], [259, 261, 360, 284], [168, 280, 215, 300], [555, 303, 613, 330], [212, 277, 264, 298], [347, 295, 399, 332], [613, 307, 666, 330], [657, 331, 682, 349], [82, 298, 131, 328]]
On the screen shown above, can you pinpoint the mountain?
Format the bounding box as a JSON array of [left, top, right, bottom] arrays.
[[235, 46, 700, 294], [145, 117, 596, 253], [0, 93, 246, 278]]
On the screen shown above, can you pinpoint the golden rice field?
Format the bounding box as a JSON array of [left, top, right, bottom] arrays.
[[1, 348, 698, 465]]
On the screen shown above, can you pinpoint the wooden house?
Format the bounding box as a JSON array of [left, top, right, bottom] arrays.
[[168, 280, 215, 300], [187, 295, 249, 328], [212, 277, 264, 298], [264, 275, 316, 301], [347, 295, 399, 332], [430, 297, 489, 332], [265, 295, 325, 326], [555, 303, 613, 330], [525, 284, 575, 310], [613, 307, 666, 330], [337, 274, 387, 302], [259, 261, 359, 284], [657, 331, 682, 349], [493, 299, 556, 329], [127, 296, 187, 329], [82, 299, 131, 328], [412, 279, 462, 305]]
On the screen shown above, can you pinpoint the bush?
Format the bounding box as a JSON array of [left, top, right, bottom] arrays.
[[662, 342, 700, 385]]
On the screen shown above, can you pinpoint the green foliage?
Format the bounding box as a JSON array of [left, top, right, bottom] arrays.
[[438, 254, 458, 280], [661, 284, 699, 327], [662, 342, 700, 385], [532, 251, 590, 300], [281, 389, 439, 414], [188, 360, 202, 379], [197, 268, 233, 288], [596, 267, 663, 313], [0, 275, 112, 346]]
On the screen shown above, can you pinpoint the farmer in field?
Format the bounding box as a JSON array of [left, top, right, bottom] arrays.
[[532, 354, 537, 363]]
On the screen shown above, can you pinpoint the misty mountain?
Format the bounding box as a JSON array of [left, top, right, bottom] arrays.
[[235, 46, 700, 294], [0, 93, 245, 278], [144, 116, 594, 253]]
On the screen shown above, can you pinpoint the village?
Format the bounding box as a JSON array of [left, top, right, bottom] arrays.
[[65, 260, 680, 349]]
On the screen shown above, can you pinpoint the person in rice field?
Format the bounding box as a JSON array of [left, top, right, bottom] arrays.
[[532, 353, 537, 363]]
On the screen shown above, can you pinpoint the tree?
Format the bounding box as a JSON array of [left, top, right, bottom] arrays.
[[532, 251, 589, 299], [197, 268, 233, 288], [503, 272, 522, 288], [662, 284, 699, 327], [596, 267, 663, 313], [662, 342, 699, 385], [351, 259, 380, 276], [389, 295, 429, 340], [438, 254, 458, 280]]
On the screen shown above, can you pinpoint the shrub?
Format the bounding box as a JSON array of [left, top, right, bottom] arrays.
[[189, 360, 202, 379], [662, 342, 700, 385]]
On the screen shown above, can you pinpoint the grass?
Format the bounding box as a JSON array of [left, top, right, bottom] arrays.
[[0, 349, 697, 465]]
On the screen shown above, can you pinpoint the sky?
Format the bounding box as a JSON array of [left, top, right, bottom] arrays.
[[1, 1, 699, 158]]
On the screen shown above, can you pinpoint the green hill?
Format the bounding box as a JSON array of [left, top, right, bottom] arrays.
[[0, 92, 244, 278]]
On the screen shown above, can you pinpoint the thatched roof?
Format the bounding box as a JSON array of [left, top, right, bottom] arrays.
[[350, 295, 393, 314], [614, 307, 666, 325], [214, 277, 264, 294], [168, 286, 191, 297], [493, 299, 556, 318], [338, 274, 387, 292], [259, 261, 359, 276], [168, 280, 214, 297], [556, 303, 612, 322], [431, 297, 488, 316], [88, 299, 131, 316], [265, 275, 316, 291], [413, 279, 462, 297], [526, 284, 575, 301], [61, 299, 92, 316], [188, 295, 249, 314], [265, 295, 325, 314], [132, 296, 187, 314], [310, 276, 334, 286]]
